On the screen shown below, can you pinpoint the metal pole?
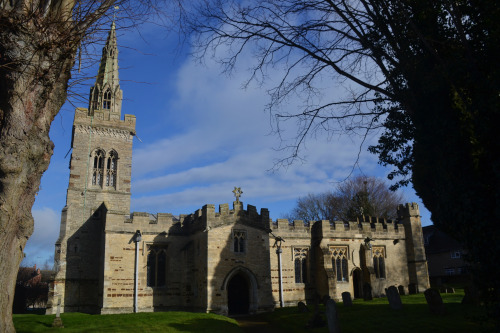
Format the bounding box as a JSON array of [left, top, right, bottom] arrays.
[[134, 239, 139, 313], [277, 247, 284, 307]]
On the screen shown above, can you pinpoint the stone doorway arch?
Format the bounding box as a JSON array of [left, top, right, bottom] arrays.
[[222, 266, 259, 315], [352, 268, 363, 299]]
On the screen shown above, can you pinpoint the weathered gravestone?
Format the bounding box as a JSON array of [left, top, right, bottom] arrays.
[[446, 287, 455, 294], [462, 286, 480, 305], [298, 301, 310, 313], [408, 283, 418, 295], [325, 299, 341, 333], [52, 297, 64, 328], [363, 283, 373, 301], [387, 286, 403, 310], [424, 288, 446, 315], [398, 285, 406, 296], [341, 292, 353, 307]]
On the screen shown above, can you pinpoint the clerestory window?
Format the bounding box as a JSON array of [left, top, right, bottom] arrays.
[[330, 246, 348, 282], [373, 247, 386, 279], [147, 246, 167, 287], [294, 248, 308, 284]]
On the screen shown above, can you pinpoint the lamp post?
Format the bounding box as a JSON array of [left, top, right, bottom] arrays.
[[133, 230, 142, 313]]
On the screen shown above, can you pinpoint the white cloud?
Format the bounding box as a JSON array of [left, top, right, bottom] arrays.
[[23, 207, 59, 267]]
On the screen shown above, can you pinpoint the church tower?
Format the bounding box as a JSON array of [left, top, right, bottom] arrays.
[[47, 23, 136, 314]]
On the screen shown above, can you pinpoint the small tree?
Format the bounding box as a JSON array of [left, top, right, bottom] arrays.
[[288, 176, 404, 222]]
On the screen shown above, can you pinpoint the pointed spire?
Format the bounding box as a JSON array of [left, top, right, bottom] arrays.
[[88, 22, 123, 119]]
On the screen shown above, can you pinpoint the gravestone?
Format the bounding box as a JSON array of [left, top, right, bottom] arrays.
[[298, 301, 310, 313], [462, 286, 480, 305], [408, 283, 418, 295], [398, 285, 406, 296], [325, 299, 341, 333], [446, 287, 455, 294], [363, 283, 373, 301], [341, 292, 353, 307], [322, 295, 331, 305], [424, 288, 446, 315], [387, 286, 403, 310], [52, 297, 64, 328], [440, 286, 447, 293]]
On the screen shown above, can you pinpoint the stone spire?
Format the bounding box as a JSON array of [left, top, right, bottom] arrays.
[[88, 22, 123, 119]]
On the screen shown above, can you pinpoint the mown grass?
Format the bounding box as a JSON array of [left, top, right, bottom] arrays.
[[13, 290, 495, 332], [13, 311, 242, 333]]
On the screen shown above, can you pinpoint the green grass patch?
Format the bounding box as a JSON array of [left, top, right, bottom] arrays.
[[13, 290, 495, 332], [13, 311, 242, 333], [261, 290, 495, 333]]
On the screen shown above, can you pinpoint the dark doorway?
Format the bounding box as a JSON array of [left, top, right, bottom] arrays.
[[352, 269, 363, 299], [227, 273, 249, 315]]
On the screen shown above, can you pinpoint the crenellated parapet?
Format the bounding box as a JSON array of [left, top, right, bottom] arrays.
[[74, 107, 136, 135], [106, 201, 271, 236]]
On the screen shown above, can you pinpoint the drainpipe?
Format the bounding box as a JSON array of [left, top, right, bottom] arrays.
[[134, 230, 142, 313]]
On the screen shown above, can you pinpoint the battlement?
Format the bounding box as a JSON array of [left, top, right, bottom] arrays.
[[397, 202, 420, 219], [74, 107, 136, 133], [271, 214, 403, 239], [106, 201, 271, 235]]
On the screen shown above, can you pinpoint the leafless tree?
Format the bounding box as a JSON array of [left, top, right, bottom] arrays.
[[0, 1, 175, 330], [288, 175, 404, 222]]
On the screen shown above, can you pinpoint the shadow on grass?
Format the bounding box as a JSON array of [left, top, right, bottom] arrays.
[[167, 318, 242, 333]]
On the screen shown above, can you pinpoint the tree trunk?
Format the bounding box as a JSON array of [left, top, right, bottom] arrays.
[[0, 15, 76, 332]]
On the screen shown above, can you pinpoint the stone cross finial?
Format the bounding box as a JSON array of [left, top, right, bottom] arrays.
[[232, 187, 243, 202]]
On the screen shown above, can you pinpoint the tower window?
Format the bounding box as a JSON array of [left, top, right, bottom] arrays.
[[294, 248, 308, 284], [233, 230, 246, 253], [92, 149, 105, 187], [103, 89, 111, 109], [373, 247, 386, 279], [330, 246, 348, 282], [106, 150, 118, 188]]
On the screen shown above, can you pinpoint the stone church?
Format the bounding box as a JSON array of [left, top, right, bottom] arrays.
[[46, 24, 429, 315]]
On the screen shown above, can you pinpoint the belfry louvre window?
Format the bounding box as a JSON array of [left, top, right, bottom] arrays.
[[330, 246, 348, 282], [106, 150, 118, 188], [373, 247, 386, 279], [147, 246, 167, 287], [103, 89, 111, 109], [92, 149, 105, 186], [233, 230, 246, 253], [294, 248, 308, 283]]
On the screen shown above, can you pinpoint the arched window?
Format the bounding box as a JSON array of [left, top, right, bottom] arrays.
[[294, 248, 308, 283], [330, 246, 348, 282], [106, 150, 118, 188], [103, 89, 111, 109], [92, 149, 105, 187], [373, 247, 386, 279], [147, 246, 167, 287]]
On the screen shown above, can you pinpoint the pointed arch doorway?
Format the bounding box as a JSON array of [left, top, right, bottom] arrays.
[[227, 273, 250, 315]]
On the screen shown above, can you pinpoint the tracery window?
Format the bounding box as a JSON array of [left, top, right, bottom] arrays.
[[233, 230, 246, 253], [92, 149, 105, 186], [373, 246, 386, 279], [330, 246, 348, 282], [106, 150, 117, 188], [103, 89, 111, 109], [294, 248, 308, 283], [147, 246, 167, 287]]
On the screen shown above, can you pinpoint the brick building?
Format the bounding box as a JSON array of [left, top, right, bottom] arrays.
[[46, 24, 429, 315]]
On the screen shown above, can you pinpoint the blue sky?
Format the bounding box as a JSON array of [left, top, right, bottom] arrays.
[[23, 22, 433, 267]]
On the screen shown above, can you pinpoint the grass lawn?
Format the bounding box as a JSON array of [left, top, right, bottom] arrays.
[[13, 290, 495, 332], [13, 311, 242, 333]]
